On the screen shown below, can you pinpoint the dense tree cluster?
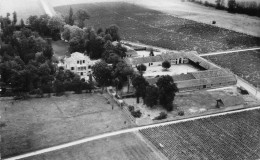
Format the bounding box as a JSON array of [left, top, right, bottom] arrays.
[[27, 14, 65, 40], [0, 12, 94, 97], [132, 75, 178, 111]]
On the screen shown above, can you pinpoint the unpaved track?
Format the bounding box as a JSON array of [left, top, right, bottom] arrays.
[[4, 105, 260, 160], [200, 47, 260, 56]]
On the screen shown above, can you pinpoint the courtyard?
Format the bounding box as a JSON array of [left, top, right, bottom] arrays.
[[142, 63, 200, 78]]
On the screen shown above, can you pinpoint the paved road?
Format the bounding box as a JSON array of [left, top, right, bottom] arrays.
[[4, 105, 260, 160], [200, 47, 260, 57]]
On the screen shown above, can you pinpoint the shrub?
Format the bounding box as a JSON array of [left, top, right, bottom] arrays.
[[178, 110, 185, 116], [131, 110, 142, 118], [128, 105, 135, 112], [153, 112, 167, 120]]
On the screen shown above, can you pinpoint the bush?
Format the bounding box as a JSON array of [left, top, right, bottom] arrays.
[[178, 110, 185, 116], [131, 110, 142, 118], [153, 112, 167, 120], [128, 105, 134, 112]]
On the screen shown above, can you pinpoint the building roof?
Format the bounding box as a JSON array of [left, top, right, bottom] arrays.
[[191, 69, 230, 79], [172, 73, 196, 81], [176, 75, 236, 89]]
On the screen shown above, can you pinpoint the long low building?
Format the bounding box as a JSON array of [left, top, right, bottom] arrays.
[[147, 69, 237, 92]]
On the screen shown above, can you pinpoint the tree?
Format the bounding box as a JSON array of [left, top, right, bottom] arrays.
[[228, 0, 236, 12], [20, 19, 25, 27], [137, 64, 146, 76], [215, 0, 225, 9], [69, 36, 85, 53], [68, 7, 74, 25], [12, 11, 17, 25], [156, 75, 178, 111], [105, 24, 120, 41], [144, 85, 159, 107], [72, 75, 83, 94], [92, 61, 113, 93], [42, 45, 54, 60], [74, 9, 90, 28], [132, 75, 149, 103], [47, 15, 65, 40], [162, 60, 171, 71], [150, 50, 154, 56]]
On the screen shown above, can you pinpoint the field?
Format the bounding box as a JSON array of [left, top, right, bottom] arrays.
[[21, 133, 162, 160], [0, 93, 134, 158], [205, 50, 260, 87], [0, 0, 55, 24], [140, 109, 260, 160], [55, 2, 260, 54]]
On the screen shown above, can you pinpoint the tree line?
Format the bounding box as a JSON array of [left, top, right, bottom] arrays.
[[187, 0, 260, 17]]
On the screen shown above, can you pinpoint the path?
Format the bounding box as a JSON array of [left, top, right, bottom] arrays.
[[4, 105, 260, 160], [200, 47, 260, 57]]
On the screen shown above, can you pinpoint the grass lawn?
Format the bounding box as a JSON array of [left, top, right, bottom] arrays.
[[140, 109, 260, 160], [21, 133, 161, 160], [51, 40, 70, 57], [0, 93, 134, 158], [205, 50, 260, 87], [55, 2, 260, 54]]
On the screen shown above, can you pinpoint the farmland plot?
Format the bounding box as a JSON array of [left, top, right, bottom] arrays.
[[1, 93, 134, 158], [55, 2, 260, 54], [140, 109, 260, 160], [22, 133, 161, 160], [205, 50, 260, 87]]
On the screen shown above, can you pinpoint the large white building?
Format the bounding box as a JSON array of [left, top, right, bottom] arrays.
[[58, 52, 98, 80]]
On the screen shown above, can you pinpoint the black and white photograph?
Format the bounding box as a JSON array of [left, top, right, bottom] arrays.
[[0, 0, 260, 159]]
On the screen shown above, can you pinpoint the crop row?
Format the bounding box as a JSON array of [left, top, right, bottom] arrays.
[[140, 109, 260, 160]]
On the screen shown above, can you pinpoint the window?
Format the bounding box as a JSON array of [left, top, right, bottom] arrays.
[[151, 63, 153, 65], [71, 67, 74, 70], [78, 67, 81, 70], [81, 72, 83, 75], [77, 61, 79, 64], [88, 66, 91, 69], [83, 60, 85, 63], [84, 67, 86, 70]]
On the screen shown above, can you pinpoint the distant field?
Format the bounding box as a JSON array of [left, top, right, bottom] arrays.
[[1, 93, 134, 158], [140, 109, 260, 160], [205, 50, 260, 87], [55, 2, 260, 54], [22, 133, 161, 160]]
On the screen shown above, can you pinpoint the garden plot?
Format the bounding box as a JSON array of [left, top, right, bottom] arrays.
[[142, 64, 200, 78], [1, 93, 134, 158]]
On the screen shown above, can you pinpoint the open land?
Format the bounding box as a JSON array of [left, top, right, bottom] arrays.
[[140, 109, 260, 160], [55, 2, 260, 54], [142, 64, 200, 78], [0, 93, 134, 158], [21, 132, 162, 160], [205, 50, 260, 87]]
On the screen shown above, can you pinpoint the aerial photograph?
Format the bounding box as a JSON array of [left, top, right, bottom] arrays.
[[0, 0, 259, 159]]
